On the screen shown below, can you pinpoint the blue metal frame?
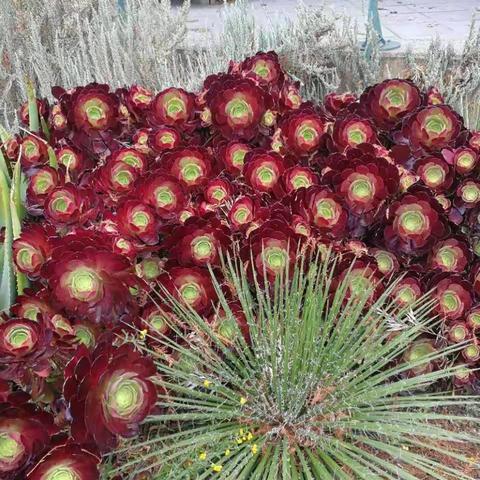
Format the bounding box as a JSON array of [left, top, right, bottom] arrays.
[[360, 0, 401, 52]]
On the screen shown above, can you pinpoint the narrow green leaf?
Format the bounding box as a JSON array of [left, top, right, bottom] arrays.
[[10, 159, 26, 238], [0, 170, 15, 312], [41, 117, 50, 141], [26, 79, 40, 133], [47, 146, 58, 169], [0, 147, 10, 189]]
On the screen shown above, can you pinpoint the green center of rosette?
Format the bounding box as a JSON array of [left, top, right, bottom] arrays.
[[67, 267, 102, 302], [192, 236, 214, 259]]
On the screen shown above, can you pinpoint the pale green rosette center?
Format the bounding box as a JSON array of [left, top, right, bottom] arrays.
[[67, 268, 102, 302]]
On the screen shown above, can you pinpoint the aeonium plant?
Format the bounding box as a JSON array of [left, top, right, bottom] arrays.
[[4, 49, 480, 477]]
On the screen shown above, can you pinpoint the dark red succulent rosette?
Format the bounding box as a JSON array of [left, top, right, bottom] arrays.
[[468, 131, 480, 151], [119, 84, 154, 120], [11, 292, 56, 322], [58, 83, 120, 133], [148, 126, 182, 153], [26, 167, 63, 211], [0, 318, 53, 382], [282, 166, 318, 194], [164, 215, 231, 267], [115, 199, 159, 245], [432, 274, 472, 321], [469, 263, 480, 297], [211, 301, 251, 346], [452, 363, 477, 388], [402, 337, 438, 377], [333, 256, 383, 302], [446, 320, 470, 344], [278, 107, 327, 156], [55, 145, 91, 181], [205, 76, 269, 140], [243, 149, 286, 194], [383, 188, 447, 255], [72, 322, 99, 349], [140, 304, 172, 339], [136, 171, 187, 219], [241, 219, 300, 281], [109, 148, 147, 174], [291, 214, 312, 238], [63, 343, 157, 452], [455, 179, 480, 209], [425, 86, 444, 106], [466, 306, 480, 331], [415, 155, 453, 192], [20, 135, 48, 169], [42, 235, 136, 324], [97, 158, 139, 197], [158, 266, 217, 315], [292, 186, 348, 238], [332, 114, 378, 152], [132, 128, 152, 154], [326, 155, 399, 216], [442, 147, 478, 176], [44, 185, 99, 226], [360, 79, 422, 129], [0, 397, 58, 479], [19, 98, 50, 126], [150, 87, 196, 128], [110, 235, 137, 260], [161, 147, 213, 189], [370, 248, 399, 276], [26, 442, 101, 480], [428, 237, 471, 273], [204, 178, 233, 206], [401, 105, 462, 152], [279, 80, 303, 111], [13, 224, 54, 278], [136, 256, 163, 283], [236, 51, 284, 89], [228, 195, 259, 231], [48, 104, 68, 135], [462, 342, 480, 364], [2, 135, 20, 160], [216, 140, 252, 175], [324, 92, 357, 116]]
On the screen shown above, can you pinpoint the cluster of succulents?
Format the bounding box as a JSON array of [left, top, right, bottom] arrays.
[[2, 50, 480, 477]]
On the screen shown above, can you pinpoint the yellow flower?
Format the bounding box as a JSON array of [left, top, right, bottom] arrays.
[[246, 432, 253, 441], [139, 329, 148, 340], [199, 452, 207, 460], [211, 464, 223, 472], [203, 379, 212, 388], [240, 396, 247, 405], [251, 444, 258, 455], [224, 449, 231, 457]]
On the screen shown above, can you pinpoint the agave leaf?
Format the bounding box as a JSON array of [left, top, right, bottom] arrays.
[[47, 146, 58, 169], [0, 170, 15, 312], [0, 125, 12, 144], [9, 158, 28, 295], [0, 146, 10, 188], [26, 79, 40, 133], [10, 159, 26, 238], [40, 117, 50, 141]]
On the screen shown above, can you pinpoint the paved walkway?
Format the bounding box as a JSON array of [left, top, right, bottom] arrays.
[[183, 0, 479, 52]]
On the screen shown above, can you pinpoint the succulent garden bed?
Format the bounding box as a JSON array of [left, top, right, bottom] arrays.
[[1, 50, 480, 478]]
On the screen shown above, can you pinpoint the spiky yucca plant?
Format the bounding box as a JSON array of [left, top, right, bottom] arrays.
[[115, 251, 480, 479]]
